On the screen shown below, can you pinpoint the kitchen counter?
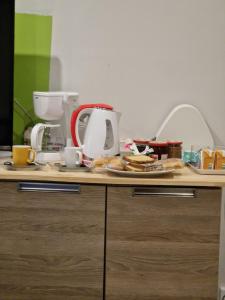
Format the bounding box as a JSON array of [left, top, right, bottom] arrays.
[[0, 163, 225, 187], [0, 162, 224, 299]]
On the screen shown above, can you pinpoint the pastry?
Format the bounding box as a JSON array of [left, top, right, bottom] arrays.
[[123, 155, 154, 164]]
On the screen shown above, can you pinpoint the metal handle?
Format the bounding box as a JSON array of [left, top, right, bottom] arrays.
[[133, 187, 196, 198], [18, 182, 80, 193]]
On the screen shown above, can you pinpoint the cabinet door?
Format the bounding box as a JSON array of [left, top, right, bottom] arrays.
[[106, 186, 221, 300], [0, 182, 105, 300]]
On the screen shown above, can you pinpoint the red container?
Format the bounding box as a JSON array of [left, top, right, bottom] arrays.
[[148, 141, 169, 160]]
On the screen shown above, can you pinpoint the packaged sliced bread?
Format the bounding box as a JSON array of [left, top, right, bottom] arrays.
[[214, 150, 225, 170], [200, 149, 215, 170]]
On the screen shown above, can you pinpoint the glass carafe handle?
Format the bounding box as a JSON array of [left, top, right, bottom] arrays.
[[31, 123, 46, 151]]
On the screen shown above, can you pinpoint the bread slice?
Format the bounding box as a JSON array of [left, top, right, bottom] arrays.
[[123, 155, 154, 164], [125, 162, 164, 172], [125, 164, 146, 172], [162, 159, 184, 169], [108, 158, 125, 171], [93, 156, 121, 167], [126, 162, 151, 171]]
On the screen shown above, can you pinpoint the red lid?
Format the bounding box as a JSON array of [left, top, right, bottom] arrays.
[[149, 141, 168, 147], [133, 139, 149, 145], [167, 141, 183, 145]]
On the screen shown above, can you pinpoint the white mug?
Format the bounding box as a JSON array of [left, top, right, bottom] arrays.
[[64, 146, 83, 168]]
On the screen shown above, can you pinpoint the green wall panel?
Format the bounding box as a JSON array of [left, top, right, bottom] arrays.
[[14, 13, 52, 144]]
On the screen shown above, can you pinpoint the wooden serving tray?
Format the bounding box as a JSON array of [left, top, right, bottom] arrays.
[[189, 163, 225, 175]]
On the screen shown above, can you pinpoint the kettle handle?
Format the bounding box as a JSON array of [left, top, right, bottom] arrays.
[[70, 103, 113, 147]]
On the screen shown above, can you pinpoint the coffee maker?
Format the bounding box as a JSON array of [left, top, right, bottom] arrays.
[[31, 91, 79, 163]]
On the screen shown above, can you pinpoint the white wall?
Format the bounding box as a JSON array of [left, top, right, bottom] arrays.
[[49, 0, 225, 145], [15, 0, 53, 15], [16, 0, 225, 145]]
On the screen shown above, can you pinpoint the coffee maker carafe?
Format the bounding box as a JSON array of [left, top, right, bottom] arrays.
[[31, 123, 65, 162]]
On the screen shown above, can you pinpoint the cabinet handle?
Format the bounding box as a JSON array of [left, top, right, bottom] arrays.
[[133, 187, 196, 198], [17, 182, 80, 193]]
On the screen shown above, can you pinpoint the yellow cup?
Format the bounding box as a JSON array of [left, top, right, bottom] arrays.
[[12, 145, 36, 166]]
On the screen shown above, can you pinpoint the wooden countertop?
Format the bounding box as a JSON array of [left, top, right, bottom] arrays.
[[0, 163, 225, 187]]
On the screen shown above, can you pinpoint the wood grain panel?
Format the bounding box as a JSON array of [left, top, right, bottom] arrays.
[[0, 182, 105, 300], [0, 164, 225, 187], [106, 186, 221, 300]]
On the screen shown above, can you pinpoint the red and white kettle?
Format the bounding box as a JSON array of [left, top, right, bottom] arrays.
[[70, 103, 121, 159]]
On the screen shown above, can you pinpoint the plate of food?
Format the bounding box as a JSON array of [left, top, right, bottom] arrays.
[[105, 155, 176, 177], [105, 166, 175, 177]]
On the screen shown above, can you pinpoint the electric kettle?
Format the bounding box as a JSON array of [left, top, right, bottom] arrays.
[[70, 103, 121, 159]]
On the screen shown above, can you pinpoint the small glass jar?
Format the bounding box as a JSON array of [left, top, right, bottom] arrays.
[[168, 141, 183, 158], [148, 141, 169, 160]]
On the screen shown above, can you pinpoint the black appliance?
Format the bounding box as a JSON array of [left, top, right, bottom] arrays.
[[0, 0, 14, 150]]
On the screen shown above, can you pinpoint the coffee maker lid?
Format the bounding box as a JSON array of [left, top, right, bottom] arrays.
[[33, 91, 79, 97]]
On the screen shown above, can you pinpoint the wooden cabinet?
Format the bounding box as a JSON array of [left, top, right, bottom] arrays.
[[106, 186, 221, 300], [0, 182, 105, 300], [0, 181, 222, 300]]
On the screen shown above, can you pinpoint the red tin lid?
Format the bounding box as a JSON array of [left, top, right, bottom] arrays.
[[149, 141, 168, 147], [133, 139, 149, 145], [167, 141, 183, 145]]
